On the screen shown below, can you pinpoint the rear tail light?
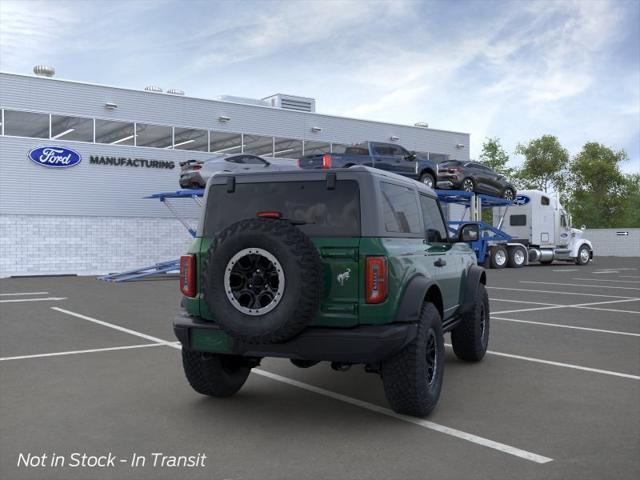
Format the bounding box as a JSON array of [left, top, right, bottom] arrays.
[[297, 158, 301, 168], [365, 256, 388, 304], [322, 153, 332, 169], [192, 164, 202, 171], [257, 211, 282, 219], [448, 167, 461, 173], [180, 255, 196, 297]]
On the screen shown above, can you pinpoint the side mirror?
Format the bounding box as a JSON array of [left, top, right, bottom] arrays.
[[405, 151, 417, 161], [458, 223, 479, 242]]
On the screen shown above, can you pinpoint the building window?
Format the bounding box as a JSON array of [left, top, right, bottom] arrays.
[[3, 110, 49, 138], [210, 131, 242, 154], [95, 119, 135, 145], [303, 140, 330, 156], [273, 137, 303, 159], [173, 127, 208, 151], [243, 134, 274, 156], [135, 123, 173, 148], [51, 114, 93, 142], [380, 182, 421, 234], [331, 144, 349, 154]]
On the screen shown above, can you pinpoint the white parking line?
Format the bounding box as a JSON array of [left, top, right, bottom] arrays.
[[619, 275, 640, 279], [492, 298, 640, 315], [0, 297, 67, 303], [492, 316, 640, 337], [552, 269, 578, 272], [445, 344, 640, 381], [253, 368, 553, 464], [520, 281, 640, 291], [572, 278, 640, 284], [492, 299, 558, 306], [592, 271, 620, 274], [0, 292, 49, 296], [488, 286, 637, 299], [49, 307, 552, 463], [0, 343, 167, 361], [51, 307, 178, 346]]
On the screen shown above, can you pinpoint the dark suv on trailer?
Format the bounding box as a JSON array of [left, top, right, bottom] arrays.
[[437, 160, 516, 199], [174, 167, 489, 416]]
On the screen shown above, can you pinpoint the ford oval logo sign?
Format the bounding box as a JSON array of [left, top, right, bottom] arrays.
[[28, 146, 82, 168], [514, 195, 530, 205]]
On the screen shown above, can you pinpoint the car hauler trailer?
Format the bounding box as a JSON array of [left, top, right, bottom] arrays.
[[493, 190, 593, 266]]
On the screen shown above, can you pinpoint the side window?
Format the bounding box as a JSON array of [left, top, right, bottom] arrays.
[[388, 145, 406, 157], [373, 144, 394, 156], [419, 195, 448, 243], [510, 215, 527, 226], [541, 196, 550, 206], [380, 182, 422, 234], [561, 215, 567, 227]]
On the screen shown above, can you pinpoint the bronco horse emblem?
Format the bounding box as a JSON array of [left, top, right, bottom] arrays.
[[337, 268, 351, 286]]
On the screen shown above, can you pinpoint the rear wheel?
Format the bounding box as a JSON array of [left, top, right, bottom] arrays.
[[507, 246, 526, 268], [451, 283, 489, 361], [489, 245, 508, 269], [419, 172, 435, 188], [182, 349, 251, 397], [461, 178, 475, 192], [381, 302, 444, 417]]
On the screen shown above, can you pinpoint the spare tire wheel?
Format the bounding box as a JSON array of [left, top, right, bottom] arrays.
[[202, 218, 323, 344]]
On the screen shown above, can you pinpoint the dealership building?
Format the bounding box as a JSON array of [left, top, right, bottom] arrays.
[[0, 69, 470, 277]]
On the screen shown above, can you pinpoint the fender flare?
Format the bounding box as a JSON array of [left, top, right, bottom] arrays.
[[571, 239, 594, 258], [460, 265, 487, 315], [394, 275, 442, 322]]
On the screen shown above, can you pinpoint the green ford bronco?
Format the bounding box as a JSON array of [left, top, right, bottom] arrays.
[[174, 166, 489, 416]]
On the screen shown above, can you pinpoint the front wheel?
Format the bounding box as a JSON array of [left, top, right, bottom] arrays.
[[182, 349, 251, 397], [381, 302, 444, 417], [502, 188, 515, 201], [451, 283, 489, 361], [419, 172, 435, 188], [576, 245, 591, 265]]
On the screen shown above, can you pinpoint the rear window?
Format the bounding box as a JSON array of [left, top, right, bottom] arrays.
[[380, 182, 422, 234], [439, 160, 462, 167], [203, 180, 360, 237]]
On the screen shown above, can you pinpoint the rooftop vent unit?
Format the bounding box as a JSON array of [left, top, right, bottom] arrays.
[[33, 65, 55, 77], [144, 85, 163, 93], [414, 122, 429, 128], [216, 95, 270, 107], [263, 94, 316, 113], [167, 88, 185, 96]]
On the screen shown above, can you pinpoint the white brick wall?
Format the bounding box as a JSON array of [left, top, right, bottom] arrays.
[[0, 214, 196, 277], [585, 228, 640, 257]]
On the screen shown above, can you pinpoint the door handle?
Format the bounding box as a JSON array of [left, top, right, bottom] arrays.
[[434, 258, 446, 267]]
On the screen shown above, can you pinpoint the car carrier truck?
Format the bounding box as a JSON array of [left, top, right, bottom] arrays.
[[492, 190, 593, 266]]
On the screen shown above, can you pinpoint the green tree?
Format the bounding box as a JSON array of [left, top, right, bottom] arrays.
[[479, 137, 514, 177], [566, 142, 629, 228], [619, 173, 640, 228], [515, 135, 569, 193]]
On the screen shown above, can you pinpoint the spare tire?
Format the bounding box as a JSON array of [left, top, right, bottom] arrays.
[[202, 218, 323, 344]]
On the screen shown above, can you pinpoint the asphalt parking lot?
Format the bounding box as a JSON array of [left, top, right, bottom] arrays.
[[1, 257, 639, 480]]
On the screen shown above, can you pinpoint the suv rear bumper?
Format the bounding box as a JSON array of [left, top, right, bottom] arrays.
[[174, 310, 417, 364]]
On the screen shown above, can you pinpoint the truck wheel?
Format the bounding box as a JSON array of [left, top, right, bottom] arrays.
[[419, 172, 435, 188], [202, 218, 323, 344], [182, 349, 251, 397], [576, 245, 591, 265], [451, 284, 489, 361], [489, 245, 508, 269], [381, 302, 444, 417], [507, 246, 526, 268]]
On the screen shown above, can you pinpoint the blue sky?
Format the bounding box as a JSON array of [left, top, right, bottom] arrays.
[[1, 0, 638, 172]]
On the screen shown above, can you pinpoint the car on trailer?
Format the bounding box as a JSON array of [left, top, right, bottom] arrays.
[[437, 160, 517, 200], [298, 141, 439, 188], [174, 166, 490, 417]]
